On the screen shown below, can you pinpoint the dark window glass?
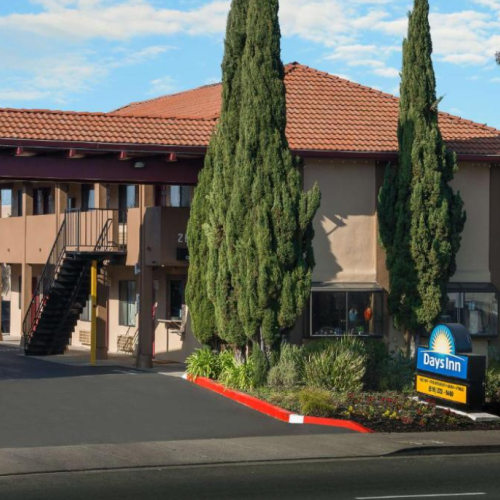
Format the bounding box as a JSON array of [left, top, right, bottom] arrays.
[[156, 186, 191, 208], [119, 185, 137, 223], [33, 188, 53, 215], [440, 287, 499, 337], [119, 280, 136, 327], [17, 189, 23, 217], [81, 184, 95, 212], [18, 276, 22, 309], [169, 280, 184, 319], [311, 292, 347, 336], [463, 292, 498, 336], [311, 291, 383, 337]]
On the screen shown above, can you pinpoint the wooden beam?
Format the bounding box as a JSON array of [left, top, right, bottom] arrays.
[[68, 149, 86, 159], [0, 155, 203, 184], [15, 147, 37, 157], [118, 151, 131, 161]]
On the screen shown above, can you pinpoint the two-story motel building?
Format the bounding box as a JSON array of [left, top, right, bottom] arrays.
[[1, 63, 499, 365]]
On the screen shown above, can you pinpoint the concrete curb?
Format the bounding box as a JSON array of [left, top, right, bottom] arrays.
[[389, 445, 500, 457], [184, 374, 374, 434]]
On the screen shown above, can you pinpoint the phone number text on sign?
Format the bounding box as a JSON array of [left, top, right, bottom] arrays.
[[416, 374, 467, 405]]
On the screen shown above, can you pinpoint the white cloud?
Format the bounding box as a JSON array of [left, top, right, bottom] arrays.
[[373, 66, 399, 78], [0, 0, 230, 41], [149, 76, 177, 96]]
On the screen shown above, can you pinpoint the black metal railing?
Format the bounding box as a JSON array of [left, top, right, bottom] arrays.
[[22, 209, 127, 349]]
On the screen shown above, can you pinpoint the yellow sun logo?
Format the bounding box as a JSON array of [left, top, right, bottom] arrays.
[[430, 326, 455, 355]]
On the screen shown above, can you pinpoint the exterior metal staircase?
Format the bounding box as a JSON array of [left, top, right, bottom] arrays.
[[23, 209, 127, 356]]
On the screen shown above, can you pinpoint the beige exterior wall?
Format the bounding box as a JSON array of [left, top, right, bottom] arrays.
[[0, 217, 24, 263], [451, 162, 491, 283], [304, 158, 377, 283], [26, 215, 58, 264]]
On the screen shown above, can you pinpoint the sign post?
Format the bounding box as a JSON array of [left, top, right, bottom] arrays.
[[416, 324, 486, 410]]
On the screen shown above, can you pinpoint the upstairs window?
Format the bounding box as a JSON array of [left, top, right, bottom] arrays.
[[81, 184, 95, 212], [155, 185, 192, 208], [33, 187, 54, 215]]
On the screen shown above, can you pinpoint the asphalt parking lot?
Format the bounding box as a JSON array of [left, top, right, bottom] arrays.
[[0, 345, 351, 449]]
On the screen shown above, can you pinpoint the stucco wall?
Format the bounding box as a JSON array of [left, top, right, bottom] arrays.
[[451, 162, 491, 283], [304, 158, 377, 283]]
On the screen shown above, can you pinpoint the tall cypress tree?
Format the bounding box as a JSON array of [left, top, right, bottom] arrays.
[[228, 0, 321, 349], [378, 0, 466, 342], [186, 0, 248, 346]]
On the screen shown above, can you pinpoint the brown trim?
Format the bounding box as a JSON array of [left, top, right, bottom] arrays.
[[2, 138, 500, 162], [0, 138, 207, 155], [0, 155, 202, 184]]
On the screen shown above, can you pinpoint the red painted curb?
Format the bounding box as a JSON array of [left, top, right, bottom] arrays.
[[186, 375, 374, 433], [188, 375, 292, 422], [303, 416, 374, 434]]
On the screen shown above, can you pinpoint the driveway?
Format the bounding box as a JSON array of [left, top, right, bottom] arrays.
[[0, 345, 351, 449]]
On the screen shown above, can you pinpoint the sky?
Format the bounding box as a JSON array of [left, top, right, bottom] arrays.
[[0, 0, 499, 129]]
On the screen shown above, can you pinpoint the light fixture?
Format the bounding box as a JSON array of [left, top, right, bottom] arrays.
[[134, 161, 146, 169]]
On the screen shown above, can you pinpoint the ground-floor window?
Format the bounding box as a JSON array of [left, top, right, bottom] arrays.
[[167, 277, 185, 319], [80, 295, 91, 322], [441, 283, 499, 337], [310, 285, 384, 337], [119, 280, 137, 327]]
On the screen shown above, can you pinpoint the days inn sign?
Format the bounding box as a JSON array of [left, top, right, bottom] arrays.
[[417, 325, 470, 380], [416, 324, 486, 409]]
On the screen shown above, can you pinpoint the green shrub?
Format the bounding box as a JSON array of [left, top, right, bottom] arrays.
[[298, 388, 336, 417], [378, 352, 415, 392], [267, 343, 303, 389], [219, 356, 255, 392], [486, 368, 500, 404], [251, 346, 270, 388], [303, 338, 366, 392], [489, 346, 500, 371], [363, 341, 391, 391], [186, 348, 220, 380]]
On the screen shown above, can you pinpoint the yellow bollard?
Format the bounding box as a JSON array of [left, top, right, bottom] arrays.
[[90, 260, 97, 366]]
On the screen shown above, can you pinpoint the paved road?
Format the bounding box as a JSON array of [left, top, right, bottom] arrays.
[[1, 454, 499, 500], [0, 345, 349, 449]]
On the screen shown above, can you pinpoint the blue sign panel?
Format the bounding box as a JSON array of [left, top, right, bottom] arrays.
[[417, 347, 469, 380]]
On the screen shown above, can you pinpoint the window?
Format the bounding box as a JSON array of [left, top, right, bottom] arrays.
[[18, 276, 22, 309], [119, 280, 137, 327], [80, 296, 91, 322], [81, 184, 95, 212], [1, 188, 12, 218], [440, 283, 499, 337], [17, 189, 23, 217], [155, 185, 191, 208], [168, 278, 185, 319], [33, 188, 53, 215], [310, 285, 384, 337], [118, 185, 138, 223]]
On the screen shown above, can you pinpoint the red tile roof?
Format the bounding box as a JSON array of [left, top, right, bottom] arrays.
[[1, 63, 500, 158], [0, 108, 215, 148]]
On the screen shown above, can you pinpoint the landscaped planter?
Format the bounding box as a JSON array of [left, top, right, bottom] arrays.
[[184, 375, 500, 433], [184, 374, 374, 433]]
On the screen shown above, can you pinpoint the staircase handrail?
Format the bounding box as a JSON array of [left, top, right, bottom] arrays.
[[22, 208, 127, 348], [22, 218, 67, 345]]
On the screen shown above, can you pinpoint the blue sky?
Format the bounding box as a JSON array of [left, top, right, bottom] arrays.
[[0, 0, 499, 128]]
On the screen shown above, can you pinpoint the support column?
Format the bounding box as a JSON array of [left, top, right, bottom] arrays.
[[20, 184, 33, 346], [96, 272, 109, 360], [137, 184, 153, 369], [0, 264, 3, 342]]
